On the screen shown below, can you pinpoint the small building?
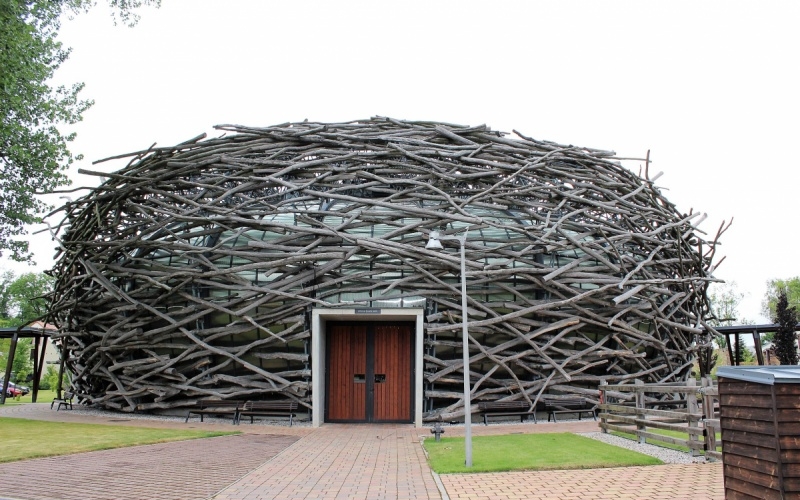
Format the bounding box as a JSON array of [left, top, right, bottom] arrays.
[[45, 118, 720, 426], [717, 366, 800, 500]]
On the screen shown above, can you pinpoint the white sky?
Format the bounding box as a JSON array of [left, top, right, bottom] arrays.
[[6, 0, 800, 324]]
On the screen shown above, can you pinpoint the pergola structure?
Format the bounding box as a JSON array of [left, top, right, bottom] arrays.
[[0, 323, 56, 404], [45, 118, 725, 425], [712, 323, 800, 366]]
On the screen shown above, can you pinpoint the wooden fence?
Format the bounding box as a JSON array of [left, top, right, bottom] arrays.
[[598, 377, 720, 461]]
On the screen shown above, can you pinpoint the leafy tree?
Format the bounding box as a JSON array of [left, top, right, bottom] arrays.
[[774, 290, 799, 365], [0, 271, 54, 385], [0, 269, 15, 318], [0, 0, 158, 262], [39, 364, 67, 390], [762, 277, 800, 322], [709, 282, 744, 326], [0, 270, 54, 323], [706, 282, 747, 367], [732, 334, 755, 365], [4, 271, 54, 321], [1, 337, 32, 384]]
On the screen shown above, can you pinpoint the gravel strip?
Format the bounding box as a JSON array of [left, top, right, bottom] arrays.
[[61, 406, 313, 427], [578, 431, 707, 464]]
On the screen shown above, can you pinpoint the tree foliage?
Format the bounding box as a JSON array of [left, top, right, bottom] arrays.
[[774, 290, 799, 365], [704, 282, 750, 368], [708, 282, 744, 326], [0, 270, 55, 384], [5, 271, 54, 322], [0, 0, 158, 262], [762, 277, 800, 322], [0, 269, 15, 319], [39, 364, 69, 390]]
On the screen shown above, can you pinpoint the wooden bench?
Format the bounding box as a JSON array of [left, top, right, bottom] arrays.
[[477, 401, 541, 425], [543, 397, 596, 422], [51, 391, 74, 411], [185, 399, 241, 424], [236, 400, 299, 426]]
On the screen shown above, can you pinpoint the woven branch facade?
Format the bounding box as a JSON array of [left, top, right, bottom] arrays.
[[47, 117, 721, 423]]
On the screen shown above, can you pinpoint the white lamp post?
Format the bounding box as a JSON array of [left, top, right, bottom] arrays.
[[426, 230, 472, 467]]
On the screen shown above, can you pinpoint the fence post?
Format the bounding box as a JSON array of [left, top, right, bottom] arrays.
[[599, 379, 607, 433], [701, 376, 717, 461], [687, 378, 699, 457], [635, 379, 646, 444]]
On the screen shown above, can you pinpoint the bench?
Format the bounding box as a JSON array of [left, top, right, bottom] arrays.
[[51, 391, 74, 411], [543, 397, 596, 422], [477, 401, 541, 425], [236, 400, 299, 426], [185, 399, 241, 424]]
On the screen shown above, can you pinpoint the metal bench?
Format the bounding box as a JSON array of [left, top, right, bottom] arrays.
[[477, 400, 541, 425], [51, 391, 74, 411], [236, 400, 299, 426], [185, 399, 242, 424], [543, 397, 596, 422]]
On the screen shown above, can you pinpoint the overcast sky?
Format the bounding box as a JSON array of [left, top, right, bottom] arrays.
[[6, 0, 800, 324]]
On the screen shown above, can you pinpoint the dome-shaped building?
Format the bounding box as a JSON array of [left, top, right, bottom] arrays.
[[48, 118, 718, 426]]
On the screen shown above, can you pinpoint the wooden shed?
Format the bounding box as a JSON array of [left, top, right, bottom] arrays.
[[717, 366, 800, 500]]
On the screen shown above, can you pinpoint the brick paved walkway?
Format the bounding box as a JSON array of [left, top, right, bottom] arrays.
[[1, 403, 725, 500], [440, 462, 724, 500], [0, 434, 299, 500], [213, 424, 440, 500]]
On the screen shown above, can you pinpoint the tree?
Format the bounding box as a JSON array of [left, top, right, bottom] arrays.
[[762, 277, 800, 322], [709, 282, 744, 326], [0, 271, 54, 384], [732, 333, 755, 365], [4, 271, 54, 322], [0, 269, 15, 318], [0, 0, 158, 262], [0, 270, 54, 324], [706, 282, 747, 367], [39, 364, 67, 390], [774, 290, 799, 365], [1, 337, 32, 385]]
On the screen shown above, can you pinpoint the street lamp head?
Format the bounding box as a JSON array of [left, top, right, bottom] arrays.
[[426, 231, 444, 250]]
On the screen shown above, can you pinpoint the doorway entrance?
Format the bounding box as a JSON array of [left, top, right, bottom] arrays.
[[325, 322, 414, 423]]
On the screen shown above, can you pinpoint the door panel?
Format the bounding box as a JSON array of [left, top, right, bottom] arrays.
[[326, 322, 412, 423], [373, 324, 412, 421], [327, 324, 367, 421]]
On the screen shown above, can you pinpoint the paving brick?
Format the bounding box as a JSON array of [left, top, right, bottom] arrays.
[[2, 403, 726, 500]]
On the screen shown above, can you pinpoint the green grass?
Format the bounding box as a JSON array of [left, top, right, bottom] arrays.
[[423, 432, 663, 473], [0, 417, 238, 463], [2, 389, 58, 404]]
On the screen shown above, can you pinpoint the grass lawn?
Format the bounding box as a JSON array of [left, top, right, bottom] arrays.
[[2, 389, 58, 405], [0, 417, 238, 463], [423, 432, 662, 473]]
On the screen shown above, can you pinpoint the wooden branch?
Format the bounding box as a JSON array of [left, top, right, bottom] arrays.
[[45, 117, 722, 419]]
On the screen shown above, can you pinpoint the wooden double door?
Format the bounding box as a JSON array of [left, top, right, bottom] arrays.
[[326, 322, 414, 423]]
